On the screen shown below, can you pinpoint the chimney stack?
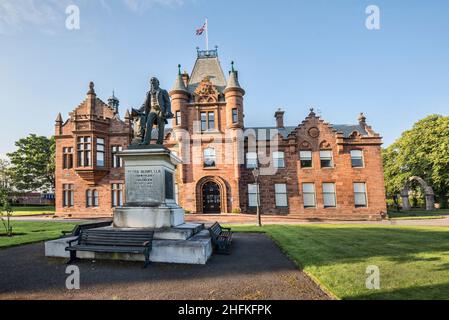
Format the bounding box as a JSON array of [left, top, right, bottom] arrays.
[[358, 112, 367, 127], [274, 108, 285, 128]]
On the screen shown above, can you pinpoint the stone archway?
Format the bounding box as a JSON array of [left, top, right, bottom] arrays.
[[400, 176, 435, 211], [196, 176, 229, 214]]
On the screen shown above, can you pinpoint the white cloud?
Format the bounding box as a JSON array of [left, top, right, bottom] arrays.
[[0, 0, 70, 35], [123, 0, 186, 12], [0, 0, 188, 34]]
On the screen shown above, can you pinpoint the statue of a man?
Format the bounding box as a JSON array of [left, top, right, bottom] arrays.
[[138, 77, 173, 145]]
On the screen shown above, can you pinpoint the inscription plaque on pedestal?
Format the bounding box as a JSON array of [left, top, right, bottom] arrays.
[[126, 167, 163, 206]]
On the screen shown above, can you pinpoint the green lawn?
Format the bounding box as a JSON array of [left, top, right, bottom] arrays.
[[0, 221, 75, 248], [388, 209, 449, 220], [9, 206, 55, 216], [231, 224, 449, 300]]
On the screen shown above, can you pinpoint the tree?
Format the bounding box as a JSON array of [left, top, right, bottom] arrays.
[[0, 186, 13, 237], [0, 158, 10, 189], [7, 134, 55, 192], [383, 115, 449, 209]]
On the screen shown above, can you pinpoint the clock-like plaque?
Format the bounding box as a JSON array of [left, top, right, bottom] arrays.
[[308, 127, 320, 138]]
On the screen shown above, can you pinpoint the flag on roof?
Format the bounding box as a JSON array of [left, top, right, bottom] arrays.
[[196, 22, 207, 36]]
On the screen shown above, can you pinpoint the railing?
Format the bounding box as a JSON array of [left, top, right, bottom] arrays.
[[197, 47, 218, 59]]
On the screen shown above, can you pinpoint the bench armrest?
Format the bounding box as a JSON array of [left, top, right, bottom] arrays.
[[221, 227, 232, 232], [67, 236, 80, 246]]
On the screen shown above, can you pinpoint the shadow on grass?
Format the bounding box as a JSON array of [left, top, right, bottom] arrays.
[[350, 282, 449, 300], [259, 225, 449, 269]]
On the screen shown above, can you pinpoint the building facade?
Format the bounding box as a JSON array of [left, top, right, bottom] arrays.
[[55, 49, 387, 220]]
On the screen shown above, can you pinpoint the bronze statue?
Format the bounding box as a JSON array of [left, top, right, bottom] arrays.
[[132, 77, 173, 146]]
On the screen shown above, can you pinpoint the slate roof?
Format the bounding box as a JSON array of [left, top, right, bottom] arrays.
[[188, 56, 227, 93], [245, 124, 368, 140], [332, 124, 368, 137]]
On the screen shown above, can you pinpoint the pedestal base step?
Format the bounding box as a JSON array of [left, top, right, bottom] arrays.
[[45, 224, 212, 265]]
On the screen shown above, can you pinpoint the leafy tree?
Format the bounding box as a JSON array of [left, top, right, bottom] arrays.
[[7, 134, 55, 192], [383, 115, 449, 209], [0, 158, 10, 188]]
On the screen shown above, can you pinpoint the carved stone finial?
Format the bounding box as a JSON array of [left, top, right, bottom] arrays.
[[88, 81, 95, 94], [358, 112, 366, 124], [309, 108, 316, 116]]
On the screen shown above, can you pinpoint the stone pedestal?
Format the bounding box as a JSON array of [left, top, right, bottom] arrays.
[[45, 145, 213, 265], [113, 146, 184, 229]]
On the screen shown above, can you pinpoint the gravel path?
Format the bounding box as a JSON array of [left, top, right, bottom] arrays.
[[0, 233, 330, 300]]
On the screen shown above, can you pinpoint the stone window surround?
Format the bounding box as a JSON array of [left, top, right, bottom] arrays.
[[319, 150, 334, 168], [111, 145, 123, 168], [273, 151, 285, 169], [200, 110, 216, 132], [232, 108, 238, 124], [175, 111, 181, 126], [299, 150, 313, 168], [322, 182, 337, 208], [203, 147, 217, 168], [354, 182, 368, 208], [111, 183, 124, 208], [350, 149, 365, 168], [302, 182, 316, 208], [246, 152, 258, 169], [86, 189, 99, 208], [62, 147, 73, 169], [275, 183, 288, 208], [62, 184, 74, 207]]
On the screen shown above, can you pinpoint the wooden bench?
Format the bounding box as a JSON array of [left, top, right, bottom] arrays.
[[65, 228, 154, 268], [208, 222, 232, 255], [62, 220, 113, 237]]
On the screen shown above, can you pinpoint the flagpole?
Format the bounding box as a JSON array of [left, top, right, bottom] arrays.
[[205, 18, 209, 51]]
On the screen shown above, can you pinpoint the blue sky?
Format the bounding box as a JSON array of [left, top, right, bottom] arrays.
[[0, 0, 448, 157]]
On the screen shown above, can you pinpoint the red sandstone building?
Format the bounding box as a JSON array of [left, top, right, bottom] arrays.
[[55, 48, 387, 220]]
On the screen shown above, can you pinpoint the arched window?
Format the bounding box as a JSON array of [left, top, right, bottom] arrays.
[[203, 148, 216, 168]]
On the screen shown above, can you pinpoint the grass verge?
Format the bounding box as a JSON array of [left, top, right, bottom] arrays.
[[0, 221, 75, 249], [230, 224, 449, 300]]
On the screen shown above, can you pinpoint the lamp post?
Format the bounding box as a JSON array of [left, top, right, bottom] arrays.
[[252, 167, 262, 227]]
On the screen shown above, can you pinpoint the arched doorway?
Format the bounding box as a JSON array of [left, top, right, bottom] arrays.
[[202, 181, 221, 213], [400, 176, 435, 211]]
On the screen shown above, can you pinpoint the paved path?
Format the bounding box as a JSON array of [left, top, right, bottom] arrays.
[[11, 214, 449, 227], [185, 214, 449, 227], [0, 233, 330, 300]]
